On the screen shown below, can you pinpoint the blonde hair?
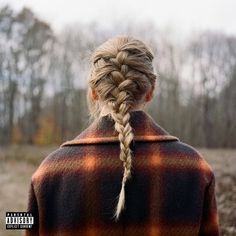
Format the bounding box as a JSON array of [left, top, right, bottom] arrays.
[[86, 36, 157, 221]]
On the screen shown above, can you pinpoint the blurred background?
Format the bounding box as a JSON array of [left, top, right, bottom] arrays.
[[0, 0, 235, 235]]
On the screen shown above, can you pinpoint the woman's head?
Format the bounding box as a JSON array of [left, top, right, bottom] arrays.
[[86, 36, 157, 221], [87, 36, 156, 119]]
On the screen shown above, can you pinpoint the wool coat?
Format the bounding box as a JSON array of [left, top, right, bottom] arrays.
[[25, 110, 219, 236]]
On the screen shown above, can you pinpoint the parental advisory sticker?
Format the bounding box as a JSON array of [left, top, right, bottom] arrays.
[[6, 212, 34, 230]]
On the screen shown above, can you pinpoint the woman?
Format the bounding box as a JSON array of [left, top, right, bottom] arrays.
[[25, 36, 219, 236]]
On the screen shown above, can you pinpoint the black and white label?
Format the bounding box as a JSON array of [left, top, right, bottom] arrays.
[[6, 212, 34, 230]]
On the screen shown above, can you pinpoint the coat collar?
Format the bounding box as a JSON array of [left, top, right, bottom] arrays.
[[61, 110, 179, 147]]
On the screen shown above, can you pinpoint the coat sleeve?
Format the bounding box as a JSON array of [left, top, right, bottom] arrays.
[[199, 173, 220, 236], [24, 180, 39, 236]]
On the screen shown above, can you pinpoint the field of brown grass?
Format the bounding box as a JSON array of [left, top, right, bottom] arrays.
[[0, 146, 235, 236]]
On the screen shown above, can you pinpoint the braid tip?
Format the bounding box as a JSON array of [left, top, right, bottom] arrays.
[[113, 183, 126, 222]]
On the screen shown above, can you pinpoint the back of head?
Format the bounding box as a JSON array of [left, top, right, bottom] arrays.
[[86, 36, 157, 221]]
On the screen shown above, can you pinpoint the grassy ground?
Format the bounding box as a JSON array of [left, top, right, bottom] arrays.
[[0, 145, 235, 236], [201, 149, 236, 235]]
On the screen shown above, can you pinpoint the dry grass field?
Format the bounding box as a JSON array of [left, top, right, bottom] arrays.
[[0, 145, 235, 236]]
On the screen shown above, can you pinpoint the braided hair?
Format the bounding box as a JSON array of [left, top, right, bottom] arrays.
[[87, 36, 157, 221]]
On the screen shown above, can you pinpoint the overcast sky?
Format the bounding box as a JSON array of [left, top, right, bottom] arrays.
[[1, 0, 236, 36]]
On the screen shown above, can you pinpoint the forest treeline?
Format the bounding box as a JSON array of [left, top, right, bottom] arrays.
[[0, 5, 236, 147]]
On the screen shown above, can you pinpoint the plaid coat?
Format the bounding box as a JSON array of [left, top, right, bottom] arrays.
[[25, 110, 219, 236]]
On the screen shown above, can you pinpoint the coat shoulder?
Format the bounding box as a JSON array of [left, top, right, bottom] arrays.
[[166, 140, 214, 178], [31, 145, 82, 183]]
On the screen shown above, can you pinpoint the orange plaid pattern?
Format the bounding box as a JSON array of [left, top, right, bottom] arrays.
[[25, 110, 219, 236]]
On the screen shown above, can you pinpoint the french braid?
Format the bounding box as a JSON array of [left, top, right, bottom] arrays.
[[87, 36, 157, 221]]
